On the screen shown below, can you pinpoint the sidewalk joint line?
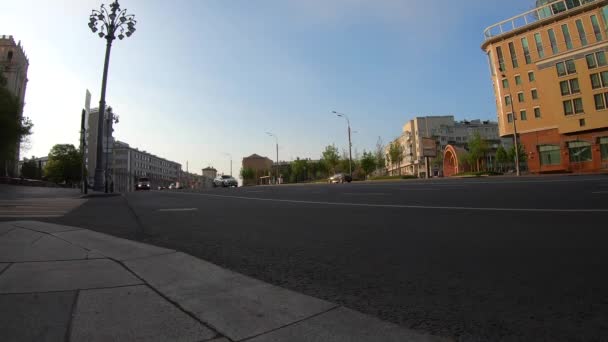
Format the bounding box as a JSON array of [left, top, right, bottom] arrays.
[[1, 257, 108, 264], [238, 305, 341, 341], [111, 257, 225, 337], [0, 263, 13, 277], [30, 234, 46, 245], [0, 226, 16, 237], [0, 284, 145, 296], [64, 289, 80, 342], [121, 194, 147, 241], [121, 251, 178, 262]]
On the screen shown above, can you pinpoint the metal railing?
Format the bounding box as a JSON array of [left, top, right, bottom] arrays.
[[484, 0, 599, 40]]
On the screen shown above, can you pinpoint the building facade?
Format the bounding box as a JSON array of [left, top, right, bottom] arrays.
[[112, 141, 181, 192], [483, 0, 608, 173], [242, 154, 273, 185], [386, 116, 502, 176], [0, 35, 29, 176]]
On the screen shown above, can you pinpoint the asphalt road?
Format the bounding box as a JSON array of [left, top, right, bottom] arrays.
[[33, 175, 608, 340]]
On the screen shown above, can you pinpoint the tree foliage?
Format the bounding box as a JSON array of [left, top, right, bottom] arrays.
[[0, 71, 33, 175], [20, 158, 41, 179], [44, 144, 82, 184], [388, 141, 404, 175], [321, 145, 340, 174], [240, 167, 255, 181], [509, 143, 527, 163], [467, 132, 489, 172], [360, 151, 376, 178], [375, 137, 386, 171]]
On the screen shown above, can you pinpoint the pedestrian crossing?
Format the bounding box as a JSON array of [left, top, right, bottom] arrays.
[[0, 198, 87, 218]]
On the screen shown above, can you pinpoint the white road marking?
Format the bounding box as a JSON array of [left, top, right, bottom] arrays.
[[173, 192, 608, 213], [398, 189, 440, 191], [592, 191, 608, 194], [355, 177, 606, 187], [157, 208, 198, 212], [0, 198, 86, 218]]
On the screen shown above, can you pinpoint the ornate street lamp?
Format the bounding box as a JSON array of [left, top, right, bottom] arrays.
[[88, 1, 136, 191]]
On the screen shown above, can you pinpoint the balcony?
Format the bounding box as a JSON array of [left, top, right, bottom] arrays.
[[483, 0, 599, 40]]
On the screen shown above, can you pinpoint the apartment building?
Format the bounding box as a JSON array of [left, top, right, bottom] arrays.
[[483, 0, 608, 173], [386, 116, 502, 176]]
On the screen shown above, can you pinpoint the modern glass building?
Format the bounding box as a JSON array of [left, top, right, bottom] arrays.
[[482, 0, 608, 173]]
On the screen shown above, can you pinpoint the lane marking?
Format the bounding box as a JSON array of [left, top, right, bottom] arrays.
[[171, 192, 608, 213], [157, 208, 198, 212], [0, 215, 62, 218], [398, 189, 440, 191], [353, 177, 607, 187], [592, 191, 608, 194]]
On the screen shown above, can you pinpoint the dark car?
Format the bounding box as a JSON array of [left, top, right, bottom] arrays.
[[328, 173, 352, 184], [135, 177, 151, 190]]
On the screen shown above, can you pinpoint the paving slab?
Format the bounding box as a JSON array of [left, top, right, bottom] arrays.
[[0, 263, 9, 274], [10, 220, 83, 233], [247, 307, 450, 342], [71, 285, 216, 342], [53, 229, 175, 261], [125, 252, 335, 341], [0, 234, 89, 262], [0, 227, 44, 243], [0, 259, 142, 293], [0, 290, 76, 342]]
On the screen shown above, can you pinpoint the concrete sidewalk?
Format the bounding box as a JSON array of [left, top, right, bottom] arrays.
[[0, 221, 448, 342]]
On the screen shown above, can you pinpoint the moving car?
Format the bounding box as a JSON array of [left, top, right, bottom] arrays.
[[214, 175, 238, 187], [328, 173, 352, 184], [135, 177, 151, 190]]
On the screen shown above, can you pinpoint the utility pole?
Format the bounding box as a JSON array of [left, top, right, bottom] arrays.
[[266, 133, 279, 183], [80, 109, 87, 194], [332, 111, 353, 177]]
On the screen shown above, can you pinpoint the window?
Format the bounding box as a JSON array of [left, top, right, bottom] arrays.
[[560, 78, 580, 95], [521, 37, 532, 64], [520, 110, 527, 120], [579, 118, 586, 127], [508, 42, 519, 68], [502, 78, 509, 88], [507, 113, 513, 123], [568, 141, 592, 162], [563, 98, 584, 115], [556, 61, 567, 77], [518, 92, 525, 103], [505, 95, 512, 106], [566, 59, 576, 74], [515, 75, 522, 85], [497, 47, 506, 71], [539, 145, 561, 166], [562, 24, 573, 50], [586, 51, 607, 69], [591, 15, 603, 41], [528, 71, 535, 82], [531, 89, 538, 100], [488, 51, 496, 76], [534, 33, 544, 59], [594, 93, 606, 109], [576, 19, 587, 46], [548, 28, 559, 54], [600, 137, 608, 160], [534, 107, 541, 118], [590, 71, 608, 88]]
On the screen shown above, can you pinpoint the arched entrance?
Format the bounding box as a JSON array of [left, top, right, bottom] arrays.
[[443, 145, 468, 177]]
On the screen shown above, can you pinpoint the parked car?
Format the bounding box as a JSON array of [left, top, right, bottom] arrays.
[[214, 175, 238, 187], [328, 173, 352, 184], [168, 183, 175, 189], [135, 177, 151, 190]]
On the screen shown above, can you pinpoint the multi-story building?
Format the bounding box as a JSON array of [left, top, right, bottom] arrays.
[[386, 116, 502, 176], [85, 107, 116, 185], [0, 35, 29, 176], [242, 154, 273, 185], [202, 167, 217, 179], [482, 0, 608, 173], [111, 141, 181, 192]]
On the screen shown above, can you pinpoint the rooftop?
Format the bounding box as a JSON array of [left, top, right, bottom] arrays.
[[483, 0, 601, 41]]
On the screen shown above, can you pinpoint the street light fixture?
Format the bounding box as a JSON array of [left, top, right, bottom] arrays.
[[266, 132, 279, 184], [88, 0, 137, 191], [501, 71, 521, 176], [223, 152, 232, 176], [332, 111, 353, 177]]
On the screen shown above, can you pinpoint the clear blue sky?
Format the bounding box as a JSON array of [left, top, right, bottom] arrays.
[[2, 0, 534, 175]]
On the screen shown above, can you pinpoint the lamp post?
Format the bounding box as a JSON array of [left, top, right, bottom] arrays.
[[501, 72, 521, 176], [104, 108, 119, 193], [223, 153, 232, 176], [332, 111, 352, 177], [266, 132, 279, 183], [88, 0, 137, 191]]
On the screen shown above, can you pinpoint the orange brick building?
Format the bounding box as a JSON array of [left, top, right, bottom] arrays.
[[482, 0, 608, 173]]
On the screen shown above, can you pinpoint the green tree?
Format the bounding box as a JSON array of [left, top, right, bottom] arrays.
[[467, 132, 489, 172], [20, 158, 40, 179], [508, 143, 527, 163], [495, 145, 508, 172], [290, 158, 308, 182], [360, 151, 376, 178], [0, 71, 33, 176], [375, 136, 386, 172], [44, 144, 82, 184], [321, 144, 340, 174], [240, 167, 255, 183], [388, 141, 404, 175]]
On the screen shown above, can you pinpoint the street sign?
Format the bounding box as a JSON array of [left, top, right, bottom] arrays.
[[421, 137, 437, 157]]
